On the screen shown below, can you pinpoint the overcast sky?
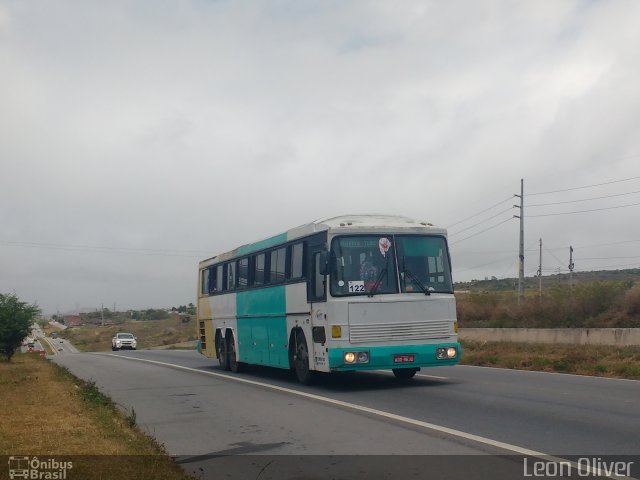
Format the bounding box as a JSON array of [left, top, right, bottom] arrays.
[[1, 1, 639, 315]]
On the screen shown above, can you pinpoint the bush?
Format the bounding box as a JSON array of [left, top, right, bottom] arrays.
[[457, 280, 639, 328]]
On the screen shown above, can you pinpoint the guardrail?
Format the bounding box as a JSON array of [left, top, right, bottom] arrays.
[[459, 328, 640, 346]]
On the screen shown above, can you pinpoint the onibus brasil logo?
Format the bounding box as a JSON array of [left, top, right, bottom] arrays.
[[8, 456, 73, 479]]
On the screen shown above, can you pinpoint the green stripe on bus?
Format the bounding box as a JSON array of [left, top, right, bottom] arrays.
[[236, 287, 288, 368], [237, 233, 288, 256]]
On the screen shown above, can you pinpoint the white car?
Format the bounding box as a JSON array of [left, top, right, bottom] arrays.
[[111, 333, 137, 351]]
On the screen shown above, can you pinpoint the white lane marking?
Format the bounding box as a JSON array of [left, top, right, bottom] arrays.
[[458, 364, 640, 383], [96, 353, 634, 479], [416, 373, 448, 380]]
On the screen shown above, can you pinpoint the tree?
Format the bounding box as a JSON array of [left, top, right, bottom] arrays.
[[0, 293, 41, 361]]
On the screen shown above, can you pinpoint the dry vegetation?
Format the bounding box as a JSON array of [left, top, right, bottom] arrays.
[[0, 353, 192, 479], [457, 281, 640, 328], [60, 316, 197, 352], [461, 340, 640, 379]]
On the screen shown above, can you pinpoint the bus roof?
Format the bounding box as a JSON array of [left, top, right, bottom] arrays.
[[199, 214, 446, 267]]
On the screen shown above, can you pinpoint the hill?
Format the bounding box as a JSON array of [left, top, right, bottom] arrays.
[[455, 268, 640, 292]]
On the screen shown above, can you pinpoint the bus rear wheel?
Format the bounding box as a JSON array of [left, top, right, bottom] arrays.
[[227, 333, 244, 373], [293, 330, 313, 385], [217, 334, 230, 371], [392, 368, 418, 380]]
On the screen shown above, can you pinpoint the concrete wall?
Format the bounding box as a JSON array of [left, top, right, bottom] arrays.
[[459, 328, 640, 347]]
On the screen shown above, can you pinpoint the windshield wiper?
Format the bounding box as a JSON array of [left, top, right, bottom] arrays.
[[402, 256, 430, 296], [367, 266, 388, 297]]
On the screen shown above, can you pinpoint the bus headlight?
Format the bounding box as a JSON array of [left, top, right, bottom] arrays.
[[344, 352, 356, 364], [436, 347, 458, 359], [357, 352, 369, 363]]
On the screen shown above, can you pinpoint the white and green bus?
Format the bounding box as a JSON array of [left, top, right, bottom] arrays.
[[197, 215, 460, 384]]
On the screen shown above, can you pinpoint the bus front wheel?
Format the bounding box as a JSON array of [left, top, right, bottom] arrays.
[[392, 368, 418, 380], [293, 330, 313, 385]]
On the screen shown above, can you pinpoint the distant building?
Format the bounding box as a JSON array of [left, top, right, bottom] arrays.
[[64, 314, 82, 327]]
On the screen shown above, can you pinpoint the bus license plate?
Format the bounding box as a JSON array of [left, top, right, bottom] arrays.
[[394, 355, 415, 363]]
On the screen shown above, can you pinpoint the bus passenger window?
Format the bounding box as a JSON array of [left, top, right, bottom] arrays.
[[201, 269, 209, 295], [238, 258, 249, 287], [216, 265, 223, 293], [225, 262, 236, 290], [313, 253, 325, 299], [210, 266, 217, 293], [255, 253, 266, 285], [270, 248, 286, 283], [291, 243, 304, 279]]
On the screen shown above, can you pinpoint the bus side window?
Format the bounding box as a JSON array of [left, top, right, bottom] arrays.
[[238, 258, 249, 288], [216, 265, 224, 293], [209, 266, 217, 294], [270, 247, 286, 283], [255, 253, 266, 285], [291, 242, 304, 280], [225, 262, 237, 291], [312, 252, 326, 300], [201, 269, 209, 295]]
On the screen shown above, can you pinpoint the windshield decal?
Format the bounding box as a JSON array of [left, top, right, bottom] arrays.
[[379, 237, 392, 257]]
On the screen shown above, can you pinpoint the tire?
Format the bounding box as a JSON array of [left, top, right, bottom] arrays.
[[392, 367, 418, 380], [218, 335, 230, 371], [293, 330, 313, 385], [227, 333, 245, 373]]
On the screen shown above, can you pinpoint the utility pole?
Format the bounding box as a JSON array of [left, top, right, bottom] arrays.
[[101, 303, 104, 327], [514, 179, 525, 302], [537, 238, 542, 300], [569, 246, 575, 289]]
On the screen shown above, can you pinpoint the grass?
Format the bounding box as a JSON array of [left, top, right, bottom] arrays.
[[461, 339, 640, 379], [0, 353, 193, 479], [60, 316, 197, 352]]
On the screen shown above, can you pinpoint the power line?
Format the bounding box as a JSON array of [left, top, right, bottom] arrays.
[[448, 207, 515, 237], [528, 175, 640, 196], [456, 238, 640, 255], [527, 189, 640, 207], [446, 196, 514, 229], [527, 201, 640, 217], [454, 255, 515, 274], [0, 240, 209, 257], [572, 263, 640, 271], [544, 246, 566, 269], [577, 255, 640, 260], [449, 217, 514, 246]]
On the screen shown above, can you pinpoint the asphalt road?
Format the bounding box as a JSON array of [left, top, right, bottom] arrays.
[[51, 349, 640, 479]]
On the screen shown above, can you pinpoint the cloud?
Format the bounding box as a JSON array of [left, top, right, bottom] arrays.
[[1, 1, 639, 312]]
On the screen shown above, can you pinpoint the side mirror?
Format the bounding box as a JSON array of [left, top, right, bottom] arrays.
[[318, 251, 329, 275]]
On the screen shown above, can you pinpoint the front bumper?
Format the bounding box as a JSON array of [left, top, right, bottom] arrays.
[[328, 342, 460, 371]]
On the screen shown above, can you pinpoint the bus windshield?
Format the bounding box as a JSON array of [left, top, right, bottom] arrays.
[[396, 235, 453, 294], [330, 235, 397, 296], [330, 234, 453, 296]]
